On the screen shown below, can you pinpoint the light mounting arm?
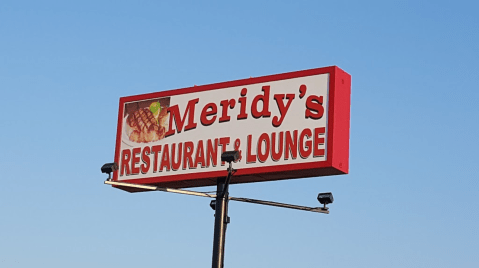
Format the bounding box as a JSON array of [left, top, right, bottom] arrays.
[[104, 180, 329, 214]]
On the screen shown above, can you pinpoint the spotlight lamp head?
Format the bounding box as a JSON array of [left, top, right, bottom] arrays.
[[210, 200, 216, 211], [101, 162, 119, 180], [221, 151, 240, 163], [317, 192, 334, 206]]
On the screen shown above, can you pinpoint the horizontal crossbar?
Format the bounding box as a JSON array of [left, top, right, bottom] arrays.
[[104, 180, 328, 214]]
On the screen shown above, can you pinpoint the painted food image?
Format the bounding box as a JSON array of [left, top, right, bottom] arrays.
[[124, 98, 170, 143]]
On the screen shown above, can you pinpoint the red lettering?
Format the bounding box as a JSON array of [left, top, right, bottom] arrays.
[[237, 88, 248, 120], [131, 147, 141, 175], [305, 95, 324, 119], [251, 86, 271, 118], [200, 103, 217, 126], [140, 146, 150, 174], [285, 130, 298, 160], [194, 140, 206, 168], [160, 144, 170, 171], [218, 99, 236, 123], [257, 133, 270, 163], [218, 137, 230, 166], [207, 139, 218, 167], [183, 141, 194, 169], [299, 128, 312, 159], [272, 94, 295, 127], [166, 98, 199, 137], [233, 138, 242, 162], [151, 145, 162, 172], [271, 132, 283, 161], [246, 135, 257, 163], [121, 149, 131, 176], [299, 84, 307, 98], [314, 127, 325, 157], [171, 143, 182, 171]]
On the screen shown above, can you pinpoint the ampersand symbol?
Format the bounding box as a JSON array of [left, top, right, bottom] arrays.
[[234, 138, 242, 162]]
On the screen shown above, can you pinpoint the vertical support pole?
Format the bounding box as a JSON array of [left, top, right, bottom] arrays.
[[211, 178, 229, 268], [212, 163, 233, 268]]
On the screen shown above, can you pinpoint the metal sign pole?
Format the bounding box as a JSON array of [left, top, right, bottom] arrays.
[[211, 177, 229, 268], [102, 154, 332, 268], [211, 162, 233, 268]]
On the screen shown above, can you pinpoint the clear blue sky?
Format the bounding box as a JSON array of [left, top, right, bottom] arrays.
[[1, 1, 478, 267]]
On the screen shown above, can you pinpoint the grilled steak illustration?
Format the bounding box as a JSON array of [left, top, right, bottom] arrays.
[[127, 108, 167, 143]]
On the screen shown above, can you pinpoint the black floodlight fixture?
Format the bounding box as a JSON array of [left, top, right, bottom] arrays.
[[101, 162, 118, 180], [317, 192, 334, 206], [210, 200, 216, 210], [221, 151, 240, 163]]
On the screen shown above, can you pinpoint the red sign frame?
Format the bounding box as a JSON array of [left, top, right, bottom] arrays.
[[112, 66, 351, 191]]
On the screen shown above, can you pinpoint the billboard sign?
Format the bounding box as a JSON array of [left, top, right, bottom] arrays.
[[112, 66, 351, 190]]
